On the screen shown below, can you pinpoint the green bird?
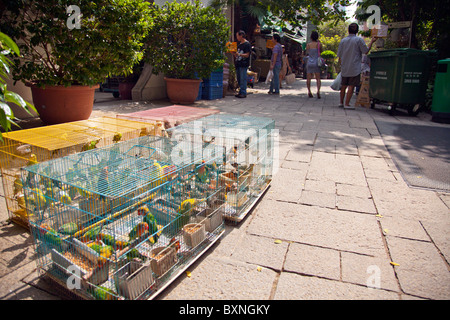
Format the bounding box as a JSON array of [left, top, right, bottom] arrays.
[[143, 212, 160, 243], [128, 222, 149, 240], [81, 225, 103, 242]]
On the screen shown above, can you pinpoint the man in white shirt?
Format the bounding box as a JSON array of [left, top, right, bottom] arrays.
[[337, 23, 376, 109]]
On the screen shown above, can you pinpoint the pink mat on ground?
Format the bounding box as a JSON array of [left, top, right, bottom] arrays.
[[116, 105, 219, 127]]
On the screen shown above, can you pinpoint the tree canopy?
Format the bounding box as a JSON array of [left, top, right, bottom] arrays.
[[355, 0, 450, 58], [211, 0, 352, 31]]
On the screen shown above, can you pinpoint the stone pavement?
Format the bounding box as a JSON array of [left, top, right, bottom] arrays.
[[1, 78, 449, 300]]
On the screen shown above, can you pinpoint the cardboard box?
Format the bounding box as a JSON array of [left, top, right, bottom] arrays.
[[226, 42, 237, 53], [371, 24, 388, 38]]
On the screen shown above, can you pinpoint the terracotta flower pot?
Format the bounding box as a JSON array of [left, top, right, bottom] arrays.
[[164, 78, 201, 105], [30, 84, 99, 125]]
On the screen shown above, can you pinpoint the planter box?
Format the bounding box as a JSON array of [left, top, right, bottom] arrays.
[[196, 207, 223, 232], [114, 260, 154, 300], [183, 223, 206, 248], [150, 246, 177, 277]]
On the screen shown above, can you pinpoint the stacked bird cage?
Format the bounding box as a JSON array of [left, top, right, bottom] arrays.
[[22, 135, 225, 300], [0, 117, 158, 228], [166, 114, 276, 223]]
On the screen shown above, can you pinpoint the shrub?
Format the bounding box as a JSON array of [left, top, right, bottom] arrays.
[[144, 1, 230, 79], [0, 0, 152, 87]]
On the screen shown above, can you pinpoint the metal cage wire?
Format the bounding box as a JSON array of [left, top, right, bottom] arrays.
[[0, 117, 163, 228], [166, 114, 276, 222], [22, 135, 226, 300]]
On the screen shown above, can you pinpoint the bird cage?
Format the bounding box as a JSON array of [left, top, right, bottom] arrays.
[[22, 135, 225, 300], [116, 105, 220, 129], [0, 117, 158, 228], [166, 114, 276, 223]]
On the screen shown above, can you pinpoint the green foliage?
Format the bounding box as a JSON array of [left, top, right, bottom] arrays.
[[211, 0, 350, 31], [319, 35, 343, 55], [0, 0, 152, 87], [0, 32, 37, 137], [320, 50, 337, 59], [355, 0, 450, 57], [144, 1, 230, 79]]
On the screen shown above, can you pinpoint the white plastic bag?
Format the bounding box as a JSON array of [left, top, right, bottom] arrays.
[[265, 70, 274, 84], [330, 72, 342, 91]]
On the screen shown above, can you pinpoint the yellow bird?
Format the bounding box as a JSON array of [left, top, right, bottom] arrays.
[[177, 198, 206, 215], [27, 154, 38, 166]]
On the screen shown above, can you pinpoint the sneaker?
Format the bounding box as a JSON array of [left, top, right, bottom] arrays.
[[236, 94, 247, 98], [338, 104, 344, 108], [344, 105, 355, 110]]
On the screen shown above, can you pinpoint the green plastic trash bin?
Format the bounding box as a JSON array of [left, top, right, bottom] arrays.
[[368, 48, 436, 115], [431, 59, 450, 124]]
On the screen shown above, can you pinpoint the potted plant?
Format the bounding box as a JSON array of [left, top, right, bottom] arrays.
[[144, 1, 229, 105], [320, 50, 337, 79], [0, 0, 151, 124]]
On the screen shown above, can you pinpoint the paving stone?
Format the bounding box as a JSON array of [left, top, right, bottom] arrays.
[[266, 168, 306, 203], [230, 234, 289, 271], [284, 243, 340, 280], [386, 236, 450, 300], [341, 251, 399, 292], [337, 194, 377, 214], [159, 256, 277, 300], [304, 179, 336, 194], [420, 219, 450, 264], [285, 147, 313, 163], [274, 272, 400, 300], [248, 200, 385, 256], [378, 216, 429, 242], [298, 190, 336, 208], [336, 183, 371, 198]]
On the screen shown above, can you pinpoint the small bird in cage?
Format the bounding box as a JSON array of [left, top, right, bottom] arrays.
[[113, 132, 122, 143], [82, 139, 99, 151], [195, 160, 209, 183], [128, 222, 149, 240], [26, 153, 38, 166], [177, 198, 206, 215], [13, 174, 23, 195], [169, 237, 181, 252]]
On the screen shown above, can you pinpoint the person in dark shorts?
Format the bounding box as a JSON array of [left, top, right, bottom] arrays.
[[337, 23, 377, 109]]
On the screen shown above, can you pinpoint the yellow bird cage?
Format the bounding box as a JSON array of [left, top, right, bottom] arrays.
[[0, 117, 161, 228]]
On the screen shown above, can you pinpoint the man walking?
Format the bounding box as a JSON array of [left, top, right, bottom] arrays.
[[337, 23, 376, 109], [234, 30, 251, 98], [268, 33, 282, 95]]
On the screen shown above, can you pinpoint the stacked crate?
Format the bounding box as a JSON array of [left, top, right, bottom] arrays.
[[201, 70, 224, 100], [166, 114, 276, 223], [0, 117, 158, 228], [22, 135, 225, 300]]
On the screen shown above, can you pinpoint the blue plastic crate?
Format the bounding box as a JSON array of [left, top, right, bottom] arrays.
[[196, 83, 203, 100], [203, 71, 223, 86], [202, 83, 223, 100]]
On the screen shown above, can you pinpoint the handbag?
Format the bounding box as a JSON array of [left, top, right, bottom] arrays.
[[285, 72, 295, 85], [317, 42, 325, 67]]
